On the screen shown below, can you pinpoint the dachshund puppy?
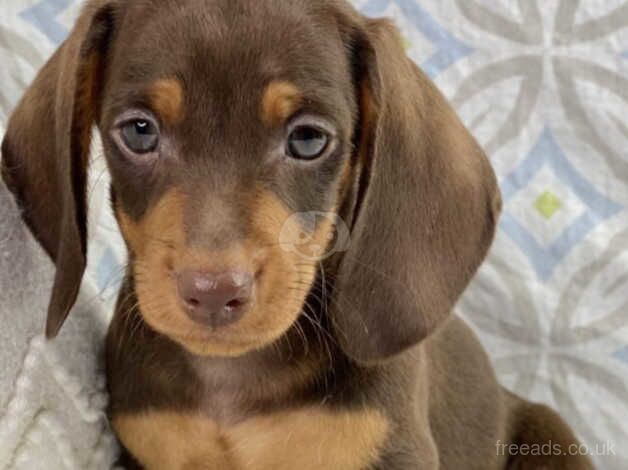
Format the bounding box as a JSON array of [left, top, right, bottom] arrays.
[[1, 0, 594, 469]]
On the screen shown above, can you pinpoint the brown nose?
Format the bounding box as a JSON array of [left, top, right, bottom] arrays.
[[176, 270, 253, 328]]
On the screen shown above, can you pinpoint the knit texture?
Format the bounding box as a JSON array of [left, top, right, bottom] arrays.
[[0, 173, 119, 469]]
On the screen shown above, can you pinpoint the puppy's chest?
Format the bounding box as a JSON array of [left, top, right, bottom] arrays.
[[113, 406, 389, 470]]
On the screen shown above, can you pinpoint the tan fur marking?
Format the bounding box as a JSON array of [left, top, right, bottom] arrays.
[[236, 190, 319, 348], [261, 81, 302, 126], [113, 407, 389, 470], [117, 189, 186, 259], [148, 78, 184, 125], [248, 189, 338, 338], [113, 412, 229, 470]]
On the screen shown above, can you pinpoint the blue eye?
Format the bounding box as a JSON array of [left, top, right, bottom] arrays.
[[120, 119, 159, 153], [287, 126, 329, 160]]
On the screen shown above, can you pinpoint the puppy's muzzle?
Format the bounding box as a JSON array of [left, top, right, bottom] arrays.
[[176, 270, 254, 328]]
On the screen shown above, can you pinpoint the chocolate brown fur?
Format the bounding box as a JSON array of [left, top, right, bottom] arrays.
[[2, 1, 594, 469]]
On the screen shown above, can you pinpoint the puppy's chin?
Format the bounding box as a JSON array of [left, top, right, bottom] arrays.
[[144, 313, 304, 358], [167, 329, 285, 358], [166, 319, 302, 358], [176, 339, 256, 358]]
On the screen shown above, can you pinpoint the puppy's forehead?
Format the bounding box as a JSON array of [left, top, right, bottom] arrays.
[[108, 0, 354, 124]]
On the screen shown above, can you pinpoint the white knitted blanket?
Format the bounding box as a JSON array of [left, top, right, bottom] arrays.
[[0, 171, 120, 469]]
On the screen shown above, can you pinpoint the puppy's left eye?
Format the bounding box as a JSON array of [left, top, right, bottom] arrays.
[[120, 119, 159, 154], [287, 126, 330, 160]]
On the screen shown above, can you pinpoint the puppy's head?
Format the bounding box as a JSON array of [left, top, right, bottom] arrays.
[[1, 0, 500, 362]]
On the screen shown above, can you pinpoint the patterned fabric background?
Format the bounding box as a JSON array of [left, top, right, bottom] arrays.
[[1, 1, 627, 468]]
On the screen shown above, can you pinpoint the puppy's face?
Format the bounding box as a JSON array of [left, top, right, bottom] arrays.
[[3, 0, 500, 362], [101, 1, 357, 356]]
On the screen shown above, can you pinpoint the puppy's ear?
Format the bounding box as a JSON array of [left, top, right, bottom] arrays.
[[333, 19, 501, 363], [0, 2, 115, 338]]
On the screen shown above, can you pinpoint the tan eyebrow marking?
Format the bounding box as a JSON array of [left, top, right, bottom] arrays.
[[147, 78, 184, 125], [261, 80, 302, 126]]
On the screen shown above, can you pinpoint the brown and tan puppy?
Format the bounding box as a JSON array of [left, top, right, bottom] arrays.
[[1, 1, 594, 469]]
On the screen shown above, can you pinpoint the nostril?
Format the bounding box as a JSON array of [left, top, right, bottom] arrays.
[[186, 297, 201, 308], [226, 298, 245, 310]]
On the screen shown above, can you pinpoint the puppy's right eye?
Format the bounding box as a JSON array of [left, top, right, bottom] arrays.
[[120, 119, 159, 154], [287, 126, 329, 160]]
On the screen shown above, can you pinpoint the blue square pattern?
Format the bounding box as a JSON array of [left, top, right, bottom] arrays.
[[500, 128, 622, 280], [20, 0, 72, 45], [96, 246, 123, 294], [615, 345, 628, 365]]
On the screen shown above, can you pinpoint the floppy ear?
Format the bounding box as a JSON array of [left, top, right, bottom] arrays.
[[332, 18, 502, 363], [0, 2, 115, 338]]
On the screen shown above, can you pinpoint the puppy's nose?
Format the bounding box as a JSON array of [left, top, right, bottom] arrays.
[[176, 270, 253, 328]]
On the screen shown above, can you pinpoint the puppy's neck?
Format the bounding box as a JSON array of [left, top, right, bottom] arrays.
[[190, 319, 335, 421]]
